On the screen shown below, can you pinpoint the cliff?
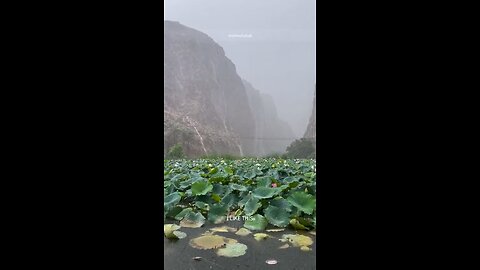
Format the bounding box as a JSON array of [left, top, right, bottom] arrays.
[[243, 80, 295, 156], [304, 85, 316, 140], [164, 21, 256, 157]]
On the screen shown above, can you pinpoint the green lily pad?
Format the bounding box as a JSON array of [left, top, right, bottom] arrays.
[[282, 176, 299, 184], [237, 194, 251, 208], [290, 219, 308, 230], [164, 224, 186, 239], [172, 231, 187, 239], [164, 224, 180, 233], [208, 204, 228, 224], [256, 176, 272, 187], [264, 205, 290, 227], [166, 206, 184, 219], [174, 207, 193, 221], [253, 233, 269, 241], [216, 243, 247, 257], [189, 235, 237, 250], [224, 167, 234, 175], [252, 187, 277, 199], [243, 197, 261, 216], [282, 234, 313, 248], [243, 214, 268, 231], [287, 191, 316, 214], [191, 180, 213, 196], [178, 178, 196, 189], [210, 226, 237, 233], [180, 211, 206, 228], [211, 193, 222, 203], [221, 193, 237, 209], [230, 183, 247, 191], [212, 183, 226, 195], [164, 192, 181, 209], [244, 171, 256, 179], [269, 197, 293, 212], [235, 228, 252, 236], [194, 201, 209, 211]]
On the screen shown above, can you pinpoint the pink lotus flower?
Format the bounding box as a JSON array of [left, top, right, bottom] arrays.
[[271, 183, 277, 188]]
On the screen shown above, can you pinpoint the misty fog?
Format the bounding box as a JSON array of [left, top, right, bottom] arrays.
[[164, 0, 316, 138]]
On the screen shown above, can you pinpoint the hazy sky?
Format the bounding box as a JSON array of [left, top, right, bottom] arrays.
[[164, 0, 316, 137]]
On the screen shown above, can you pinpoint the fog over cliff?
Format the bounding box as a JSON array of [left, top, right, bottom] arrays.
[[164, 0, 316, 138]]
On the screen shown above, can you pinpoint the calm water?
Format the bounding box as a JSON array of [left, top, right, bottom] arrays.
[[164, 219, 316, 270]]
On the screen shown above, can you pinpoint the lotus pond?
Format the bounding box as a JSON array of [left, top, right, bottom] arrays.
[[164, 158, 316, 230], [164, 158, 317, 268]]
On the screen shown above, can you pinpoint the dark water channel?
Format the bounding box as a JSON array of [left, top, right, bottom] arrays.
[[164, 219, 316, 270]]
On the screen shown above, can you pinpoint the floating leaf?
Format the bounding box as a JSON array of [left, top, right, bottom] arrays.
[[164, 224, 186, 239], [211, 226, 237, 233], [191, 180, 213, 196], [164, 224, 180, 237], [180, 212, 205, 228], [264, 205, 290, 227], [189, 235, 235, 250], [290, 219, 308, 230], [300, 246, 312, 251], [235, 228, 252, 236], [244, 214, 268, 231], [287, 191, 316, 214], [253, 233, 269, 241], [216, 243, 247, 257], [282, 234, 313, 248], [173, 231, 187, 239], [296, 217, 314, 228]]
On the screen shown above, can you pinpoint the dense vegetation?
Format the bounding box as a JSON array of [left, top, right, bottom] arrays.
[[164, 158, 316, 231], [285, 138, 315, 159]]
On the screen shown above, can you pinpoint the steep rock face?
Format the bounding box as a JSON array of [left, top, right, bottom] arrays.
[[304, 85, 316, 152], [243, 80, 296, 156], [164, 21, 256, 157]]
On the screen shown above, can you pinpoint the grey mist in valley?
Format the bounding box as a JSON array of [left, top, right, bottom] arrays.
[[164, 0, 316, 157]]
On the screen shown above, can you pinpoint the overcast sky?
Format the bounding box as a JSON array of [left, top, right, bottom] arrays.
[[164, 0, 316, 137]]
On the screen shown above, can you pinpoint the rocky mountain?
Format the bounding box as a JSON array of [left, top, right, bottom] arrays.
[[304, 85, 316, 146], [164, 21, 256, 157], [243, 80, 296, 156]]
